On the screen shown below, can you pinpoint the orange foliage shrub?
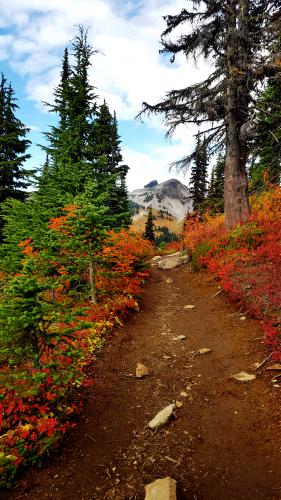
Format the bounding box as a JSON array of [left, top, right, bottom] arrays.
[[0, 226, 153, 485]]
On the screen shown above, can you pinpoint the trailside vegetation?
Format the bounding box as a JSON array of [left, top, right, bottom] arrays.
[[0, 27, 149, 486], [139, 0, 281, 228], [183, 186, 281, 359]]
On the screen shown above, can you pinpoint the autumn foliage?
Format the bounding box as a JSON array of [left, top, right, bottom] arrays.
[[0, 210, 153, 487], [182, 186, 281, 360]]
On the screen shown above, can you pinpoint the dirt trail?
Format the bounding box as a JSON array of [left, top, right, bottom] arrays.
[[4, 265, 281, 500]]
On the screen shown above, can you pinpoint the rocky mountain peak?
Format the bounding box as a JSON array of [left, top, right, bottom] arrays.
[[144, 180, 158, 188], [129, 178, 193, 220]]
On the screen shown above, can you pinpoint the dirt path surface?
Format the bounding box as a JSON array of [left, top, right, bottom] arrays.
[[4, 265, 281, 500]]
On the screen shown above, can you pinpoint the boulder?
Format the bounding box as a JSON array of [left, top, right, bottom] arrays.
[[145, 477, 177, 500], [151, 255, 162, 262], [158, 254, 189, 270], [158, 257, 182, 269]]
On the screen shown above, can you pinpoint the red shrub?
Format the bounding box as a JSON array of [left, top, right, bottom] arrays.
[[183, 187, 281, 360]]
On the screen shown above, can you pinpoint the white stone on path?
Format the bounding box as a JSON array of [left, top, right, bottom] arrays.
[[145, 477, 177, 500], [148, 403, 175, 430], [231, 371, 256, 382], [172, 335, 186, 341]]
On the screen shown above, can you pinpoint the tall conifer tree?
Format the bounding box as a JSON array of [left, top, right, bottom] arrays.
[[0, 75, 31, 204], [189, 136, 208, 212], [92, 101, 130, 226], [139, 1, 280, 228], [144, 206, 155, 244], [40, 26, 130, 228], [0, 75, 31, 239], [42, 27, 97, 195], [250, 78, 281, 188], [205, 155, 225, 214]]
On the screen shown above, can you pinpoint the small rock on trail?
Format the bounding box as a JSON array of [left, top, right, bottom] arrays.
[[145, 477, 177, 500], [148, 403, 175, 430], [231, 371, 257, 382], [136, 362, 149, 378]]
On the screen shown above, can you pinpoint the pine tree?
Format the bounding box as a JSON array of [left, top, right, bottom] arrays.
[[139, 1, 280, 228], [41, 27, 97, 196], [41, 48, 72, 186], [0, 75, 31, 204], [205, 155, 225, 214], [144, 206, 155, 244], [40, 27, 130, 228], [189, 136, 208, 212], [90, 101, 131, 227], [0, 75, 31, 239], [250, 77, 281, 189]]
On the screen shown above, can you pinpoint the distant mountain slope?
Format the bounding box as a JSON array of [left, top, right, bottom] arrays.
[[129, 179, 193, 221]]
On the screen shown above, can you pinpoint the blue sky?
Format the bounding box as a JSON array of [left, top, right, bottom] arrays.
[[0, 0, 209, 191]]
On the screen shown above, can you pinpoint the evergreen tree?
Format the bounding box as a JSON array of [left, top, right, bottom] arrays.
[[189, 136, 208, 212], [41, 27, 97, 196], [139, 1, 280, 228], [41, 27, 130, 228], [0, 75, 31, 239], [144, 206, 155, 244], [92, 102, 130, 226], [250, 77, 281, 189], [41, 48, 72, 186], [205, 155, 225, 214], [0, 74, 31, 204], [155, 226, 179, 246]]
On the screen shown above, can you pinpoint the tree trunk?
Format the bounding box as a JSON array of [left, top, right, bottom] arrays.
[[89, 259, 97, 304], [224, 0, 251, 229], [224, 126, 250, 228]]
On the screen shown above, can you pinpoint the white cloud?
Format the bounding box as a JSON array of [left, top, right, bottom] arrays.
[[124, 146, 189, 192], [124, 124, 195, 191], [0, 0, 211, 187], [27, 124, 40, 132], [0, 0, 209, 116]]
